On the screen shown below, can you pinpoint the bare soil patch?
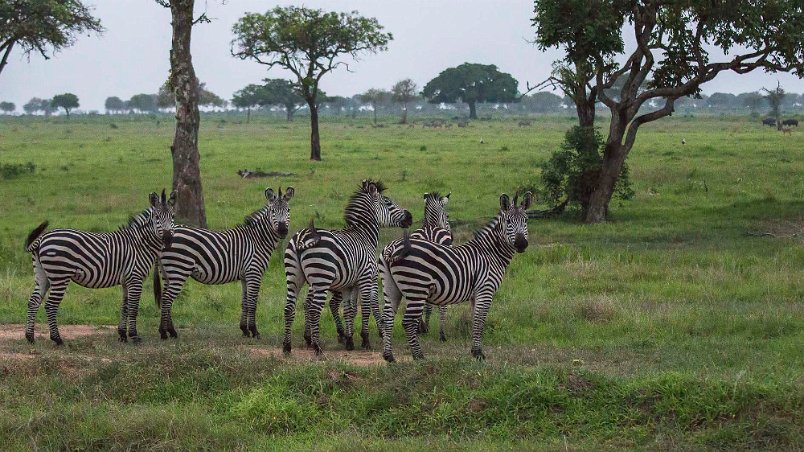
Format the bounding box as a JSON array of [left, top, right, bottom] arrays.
[[247, 346, 402, 366], [0, 324, 116, 343]]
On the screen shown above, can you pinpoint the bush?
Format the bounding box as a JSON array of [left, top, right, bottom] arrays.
[[540, 127, 633, 216], [0, 162, 36, 179]]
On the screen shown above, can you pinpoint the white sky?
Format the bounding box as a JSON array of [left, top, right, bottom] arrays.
[[1, 0, 802, 111]]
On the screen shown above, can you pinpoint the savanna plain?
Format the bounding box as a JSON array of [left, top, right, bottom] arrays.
[[0, 114, 801, 450]]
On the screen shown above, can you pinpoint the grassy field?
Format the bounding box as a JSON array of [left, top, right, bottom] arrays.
[[0, 113, 801, 449]]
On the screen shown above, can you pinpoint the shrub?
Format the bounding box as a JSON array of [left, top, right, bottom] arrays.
[[0, 162, 36, 179]]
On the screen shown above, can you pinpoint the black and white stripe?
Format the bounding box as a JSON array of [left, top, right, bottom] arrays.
[[381, 191, 532, 362], [326, 191, 453, 346], [154, 187, 294, 339], [24, 190, 176, 345], [283, 180, 412, 354]]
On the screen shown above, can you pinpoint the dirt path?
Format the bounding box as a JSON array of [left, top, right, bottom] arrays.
[[0, 324, 116, 342]]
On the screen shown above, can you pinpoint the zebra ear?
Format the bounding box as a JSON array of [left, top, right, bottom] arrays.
[[442, 192, 451, 204], [265, 188, 277, 202], [500, 193, 511, 211], [168, 191, 177, 207], [521, 191, 533, 210], [283, 186, 295, 201], [423, 192, 430, 200], [149, 192, 159, 207], [367, 182, 378, 196]]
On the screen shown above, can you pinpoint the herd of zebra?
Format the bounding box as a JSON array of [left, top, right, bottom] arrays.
[[23, 180, 532, 361]]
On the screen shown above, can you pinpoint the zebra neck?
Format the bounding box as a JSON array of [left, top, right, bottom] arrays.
[[123, 224, 163, 252], [466, 214, 515, 266], [244, 225, 280, 253], [343, 221, 380, 247]]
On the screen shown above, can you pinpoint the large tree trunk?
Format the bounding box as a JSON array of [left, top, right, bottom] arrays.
[[168, 0, 207, 227], [308, 97, 321, 161], [372, 106, 377, 124], [468, 101, 477, 119], [584, 113, 628, 223], [401, 103, 408, 124], [576, 98, 595, 128], [286, 106, 294, 122]]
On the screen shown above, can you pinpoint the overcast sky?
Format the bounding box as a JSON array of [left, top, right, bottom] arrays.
[[1, 0, 802, 112]]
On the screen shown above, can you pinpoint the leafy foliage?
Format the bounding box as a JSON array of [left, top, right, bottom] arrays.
[[540, 127, 633, 214], [104, 96, 125, 113], [0, 0, 102, 76], [51, 92, 79, 116], [0, 161, 35, 179], [128, 93, 158, 113], [422, 63, 518, 118], [0, 101, 14, 113], [762, 82, 786, 127]]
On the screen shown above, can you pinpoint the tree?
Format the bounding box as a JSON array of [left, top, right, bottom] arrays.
[[522, 91, 563, 113], [39, 98, 54, 116], [391, 78, 417, 124], [231, 84, 267, 123], [198, 83, 224, 109], [128, 93, 158, 113], [738, 92, 765, 115], [360, 88, 391, 124], [706, 92, 738, 110], [0, 101, 14, 113], [762, 82, 786, 130], [0, 0, 102, 79], [533, 0, 804, 223], [23, 97, 42, 115], [232, 6, 392, 160], [422, 63, 519, 119], [104, 96, 125, 114], [51, 93, 79, 117], [261, 78, 304, 121], [156, 0, 208, 228]]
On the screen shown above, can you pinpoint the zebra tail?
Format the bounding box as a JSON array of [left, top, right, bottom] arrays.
[[153, 261, 162, 308], [25, 221, 49, 252], [297, 219, 321, 250], [390, 229, 413, 264]]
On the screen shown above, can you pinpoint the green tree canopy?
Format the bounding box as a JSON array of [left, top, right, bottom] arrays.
[[422, 63, 519, 119], [231, 6, 392, 160], [0, 0, 103, 78], [533, 0, 804, 223], [391, 78, 418, 124], [231, 83, 268, 122], [0, 101, 14, 113], [360, 88, 391, 124], [128, 93, 158, 113], [51, 92, 79, 117], [522, 91, 564, 113], [104, 96, 125, 113], [762, 82, 786, 129], [261, 78, 304, 121]]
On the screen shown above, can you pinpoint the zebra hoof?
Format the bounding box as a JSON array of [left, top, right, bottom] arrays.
[[439, 332, 447, 342], [282, 342, 292, 355], [336, 332, 345, 344], [313, 343, 323, 356], [25, 332, 35, 344], [51, 336, 64, 346], [412, 353, 425, 361], [471, 348, 485, 361], [131, 336, 142, 345], [345, 337, 355, 351], [119, 334, 128, 343], [159, 330, 168, 340], [418, 321, 429, 334], [168, 328, 178, 338], [383, 352, 396, 363], [303, 333, 312, 348], [252, 333, 261, 340]]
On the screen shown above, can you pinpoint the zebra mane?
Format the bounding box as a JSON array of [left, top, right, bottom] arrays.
[[120, 208, 152, 231], [344, 180, 386, 224], [241, 205, 270, 227], [424, 191, 442, 200], [470, 213, 503, 242]]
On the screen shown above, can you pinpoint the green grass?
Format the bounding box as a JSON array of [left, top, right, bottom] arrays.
[[0, 114, 801, 449]]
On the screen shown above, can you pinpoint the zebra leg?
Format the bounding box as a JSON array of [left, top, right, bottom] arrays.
[[343, 290, 357, 350], [439, 305, 448, 342], [302, 290, 314, 348], [245, 275, 261, 339], [25, 258, 50, 344], [359, 276, 380, 349], [159, 275, 187, 339], [307, 288, 328, 355], [402, 299, 427, 360], [419, 304, 432, 334], [125, 279, 144, 344], [118, 284, 129, 342], [44, 280, 69, 346], [470, 295, 493, 361], [239, 279, 249, 337], [282, 276, 303, 354], [381, 260, 402, 363], [329, 291, 346, 344]]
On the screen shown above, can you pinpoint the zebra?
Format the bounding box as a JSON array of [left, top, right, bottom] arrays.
[[324, 191, 453, 346], [154, 187, 294, 339], [283, 179, 412, 355], [24, 190, 176, 345], [381, 191, 532, 362]]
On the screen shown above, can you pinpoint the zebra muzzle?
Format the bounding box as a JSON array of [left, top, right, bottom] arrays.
[[277, 223, 289, 238], [401, 211, 413, 228], [514, 235, 528, 253]]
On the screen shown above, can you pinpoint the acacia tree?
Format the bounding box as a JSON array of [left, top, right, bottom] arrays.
[[533, 0, 804, 223], [104, 96, 125, 114], [0, 0, 102, 79], [232, 6, 392, 160], [262, 78, 304, 121], [156, 0, 208, 227], [360, 88, 390, 124], [51, 93, 78, 117], [231, 84, 267, 123], [422, 63, 519, 119], [0, 101, 14, 113], [391, 79, 417, 124], [128, 93, 158, 113], [762, 82, 786, 130]]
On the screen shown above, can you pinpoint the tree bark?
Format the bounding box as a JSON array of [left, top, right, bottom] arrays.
[[468, 101, 477, 119], [0, 41, 14, 78], [584, 111, 628, 223], [308, 97, 321, 160], [401, 103, 408, 124], [168, 0, 207, 227], [576, 98, 595, 128], [286, 105, 294, 122], [372, 105, 377, 124], [246, 106, 250, 123]]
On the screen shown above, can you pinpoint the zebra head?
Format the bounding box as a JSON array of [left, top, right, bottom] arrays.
[[361, 180, 412, 228], [148, 189, 177, 247], [499, 191, 532, 253], [423, 192, 451, 231], [263, 186, 294, 238]]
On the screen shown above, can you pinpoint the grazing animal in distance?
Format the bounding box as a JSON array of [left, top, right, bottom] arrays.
[[781, 127, 793, 136], [518, 120, 532, 127], [380, 191, 533, 362], [283, 180, 412, 354], [24, 190, 176, 345], [154, 187, 294, 339], [782, 119, 798, 127], [762, 118, 776, 127], [681, 138, 686, 145]]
